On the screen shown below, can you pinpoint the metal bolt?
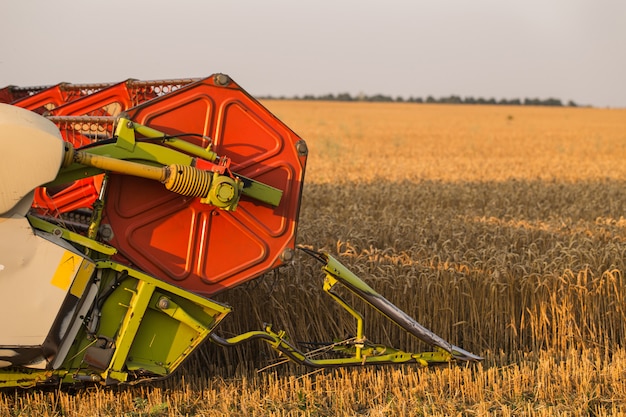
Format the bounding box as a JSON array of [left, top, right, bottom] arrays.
[[126, 120, 133, 129], [214, 74, 231, 86], [295, 140, 308, 156], [280, 248, 295, 262], [99, 224, 114, 241], [157, 297, 170, 310]]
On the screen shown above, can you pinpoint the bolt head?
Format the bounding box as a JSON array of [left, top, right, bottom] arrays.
[[280, 248, 295, 262], [296, 140, 308, 156], [214, 74, 231, 86], [157, 298, 170, 309]]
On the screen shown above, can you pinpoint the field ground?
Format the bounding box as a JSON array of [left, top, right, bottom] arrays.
[[3, 102, 626, 416]]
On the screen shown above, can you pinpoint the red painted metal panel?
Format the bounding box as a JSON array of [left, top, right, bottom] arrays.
[[11, 84, 68, 114], [0, 87, 13, 103], [49, 79, 198, 117], [0, 85, 49, 104], [31, 79, 196, 214], [103, 75, 307, 295], [49, 81, 137, 117]]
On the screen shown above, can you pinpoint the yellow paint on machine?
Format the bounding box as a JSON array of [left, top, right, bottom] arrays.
[[50, 250, 94, 297], [70, 261, 95, 297]]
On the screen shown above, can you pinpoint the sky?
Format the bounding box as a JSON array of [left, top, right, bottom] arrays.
[[1, 0, 624, 108]]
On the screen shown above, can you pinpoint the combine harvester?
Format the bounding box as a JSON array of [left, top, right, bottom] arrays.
[[0, 74, 481, 388]]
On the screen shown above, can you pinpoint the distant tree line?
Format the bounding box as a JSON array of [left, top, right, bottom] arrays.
[[260, 93, 582, 107]]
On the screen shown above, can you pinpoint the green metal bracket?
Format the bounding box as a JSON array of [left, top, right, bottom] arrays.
[[238, 175, 283, 208], [323, 274, 365, 360], [331, 344, 452, 366], [115, 117, 218, 162], [0, 368, 58, 389], [27, 214, 117, 256], [106, 280, 156, 381], [90, 261, 232, 384], [113, 118, 137, 152], [152, 293, 209, 333]]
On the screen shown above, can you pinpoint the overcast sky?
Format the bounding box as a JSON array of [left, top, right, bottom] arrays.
[[1, 0, 624, 108]]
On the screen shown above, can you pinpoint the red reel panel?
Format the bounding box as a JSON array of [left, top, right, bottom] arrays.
[[103, 76, 307, 296]]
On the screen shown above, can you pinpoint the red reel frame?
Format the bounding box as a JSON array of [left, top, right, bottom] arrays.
[[102, 75, 307, 296]]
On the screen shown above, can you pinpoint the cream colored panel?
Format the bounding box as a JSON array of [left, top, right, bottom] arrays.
[[0, 216, 84, 345], [0, 104, 65, 215]]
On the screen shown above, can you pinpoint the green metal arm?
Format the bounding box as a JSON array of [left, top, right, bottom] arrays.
[[316, 249, 483, 362], [210, 248, 482, 368], [210, 325, 452, 368], [47, 117, 283, 210]]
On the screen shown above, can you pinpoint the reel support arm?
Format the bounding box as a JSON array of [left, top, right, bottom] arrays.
[[49, 117, 283, 211]]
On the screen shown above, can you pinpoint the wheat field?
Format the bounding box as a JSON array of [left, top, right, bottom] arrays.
[[2, 102, 626, 416]]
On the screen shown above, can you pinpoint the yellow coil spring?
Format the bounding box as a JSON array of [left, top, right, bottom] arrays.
[[164, 164, 213, 197]]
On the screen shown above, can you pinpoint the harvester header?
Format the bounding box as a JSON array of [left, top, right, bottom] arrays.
[[0, 74, 480, 388]]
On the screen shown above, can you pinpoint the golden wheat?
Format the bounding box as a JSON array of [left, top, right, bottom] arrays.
[[2, 101, 626, 416], [3, 350, 626, 416]]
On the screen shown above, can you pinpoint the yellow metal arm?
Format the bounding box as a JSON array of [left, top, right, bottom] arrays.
[[61, 142, 243, 210], [50, 117, 283, 210], [209, 248, 482, 369], [210, 325, 452, 368]]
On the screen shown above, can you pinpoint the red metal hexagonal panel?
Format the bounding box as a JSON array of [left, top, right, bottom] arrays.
[[103, 75, 306, 296]]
